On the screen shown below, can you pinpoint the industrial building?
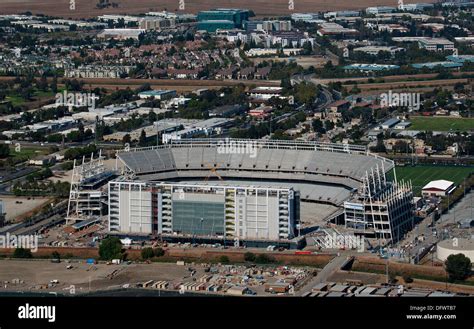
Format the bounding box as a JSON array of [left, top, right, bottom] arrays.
[[418, 38, 455, 52], [402, 3, 434, 11], [353, 46, 404, 56], [160, 118, 233, 143], [97, 28, 145, 40], [139, 17, 176, 30], [138, 90, 177, 100], [244, 20, 292, 32], [343, 64, 400, 72], [290, 13, 322, 23], [446, 54, 474, 63], [411, 61, 463, 69], [366, 6, 396, 14], [197, 9, 250, 32], [197, 20, 236, 33], [421, 180, 455, 197], [324, 11, 360, 19]]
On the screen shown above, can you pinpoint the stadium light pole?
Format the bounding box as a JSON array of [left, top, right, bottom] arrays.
[[200, 218, 204, 244]]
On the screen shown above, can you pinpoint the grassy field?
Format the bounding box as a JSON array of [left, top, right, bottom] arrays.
[[409, 116, 474, 132], [393, 165, 473, 195], [6, 90, 55, 106], [5, 95, 24, 106], [9, 146, 48, 161]]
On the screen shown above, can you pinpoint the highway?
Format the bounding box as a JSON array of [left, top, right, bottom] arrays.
[[291, 73, 336, 111]]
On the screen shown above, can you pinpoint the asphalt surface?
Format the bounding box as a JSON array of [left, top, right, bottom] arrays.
[[297, 254, 349, 295]]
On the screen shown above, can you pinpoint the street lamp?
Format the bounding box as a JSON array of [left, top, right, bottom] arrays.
[[199, 218, 204, 245]]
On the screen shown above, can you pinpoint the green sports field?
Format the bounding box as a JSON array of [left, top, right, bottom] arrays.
[[408, 116, 474, 132], [393, 165, 473, 196]]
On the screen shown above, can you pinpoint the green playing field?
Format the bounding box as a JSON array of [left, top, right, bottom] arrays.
[[392, 165, 473, 195]]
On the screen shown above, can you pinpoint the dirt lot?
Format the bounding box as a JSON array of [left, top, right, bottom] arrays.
[[252, 56, 329, 69], [312, 71, 474, 85], [0, 76, 280, 93], [0, 259, 192, 294], [1, 196, 52, 222], [0, 0, 434, 18], [350, 78, 470, 92], [0, 259, 310, 296]]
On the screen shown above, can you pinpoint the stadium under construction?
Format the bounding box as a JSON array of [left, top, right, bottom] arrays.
[[105, 139, 415, 248]]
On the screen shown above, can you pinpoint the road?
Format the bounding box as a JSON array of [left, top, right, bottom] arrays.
[[397, 191, 474, 264], [291, 73, 335, 111], [297, 254, 350, 295]]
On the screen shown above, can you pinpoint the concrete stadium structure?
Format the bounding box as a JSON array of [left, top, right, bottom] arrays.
[[111, 139, 414, 245], [109, 181, 298, 242]]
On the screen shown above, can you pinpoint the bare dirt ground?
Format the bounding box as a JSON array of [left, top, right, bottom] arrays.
[[252, 56, 329, 69], [1, 196, 52, 222], [0, 0, 433, 18], [0, 259, 193, 293], [0, 77, 280, 93], [329, 269, 385, 285]]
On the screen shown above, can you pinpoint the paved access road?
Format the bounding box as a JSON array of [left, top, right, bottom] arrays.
[[297, 254, 350, 295]]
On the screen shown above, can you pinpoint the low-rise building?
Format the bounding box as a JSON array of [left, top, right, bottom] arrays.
[[353, 46, 404, 56], [418, 38, 455, 52], [422, 180, 455, 197], [366, 6, 396, 15], [248, 87, 283, 101], [381, 118, 401, 129], [97, 28, 145, 40], [138, 90, 177, 100]]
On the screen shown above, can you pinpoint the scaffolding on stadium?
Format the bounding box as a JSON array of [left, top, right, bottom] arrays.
[[66, 150, 115, 224]]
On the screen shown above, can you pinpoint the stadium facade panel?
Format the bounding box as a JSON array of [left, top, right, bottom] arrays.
[[109, 181, 298, 241]]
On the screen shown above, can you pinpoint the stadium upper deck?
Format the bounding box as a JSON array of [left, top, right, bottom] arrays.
[[116, 139, 395, 204]]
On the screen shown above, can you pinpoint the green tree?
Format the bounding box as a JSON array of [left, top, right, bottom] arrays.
[[148, 110, 157, 123], [255, 254, 274, 264], [51, 251, 61, 261], [98, 237, 123, 260], [219, 255, 230, 264], [0, 144, 10, 158], [122, 134, 131, 146], [141, 247, 154, 260], [312, 119, 325, 134], [445, 253, 472, 282], [138, 129, 147, 147], [13, 248, 33, 258], [244, 252, 256, 262], [154, 247, 165, 257]]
